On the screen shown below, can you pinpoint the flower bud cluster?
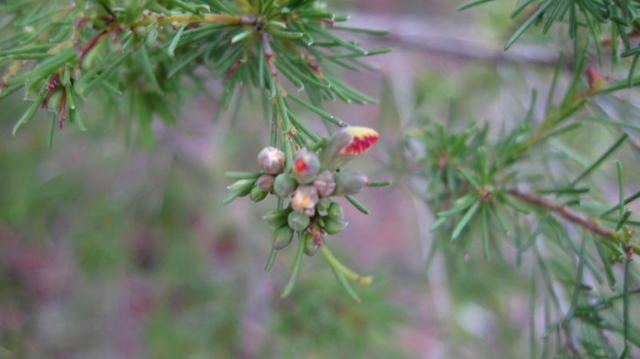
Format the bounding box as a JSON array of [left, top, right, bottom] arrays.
[[225, 126, 383, 254]]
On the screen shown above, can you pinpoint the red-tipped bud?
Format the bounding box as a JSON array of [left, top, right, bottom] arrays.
[[293, 149, 320, 184], [320, 126, 379, 170], [313, 170, 336, 197], [257, 146, 285, 174], [586, 66, 608, 89], [338, 126, 380, 155], [290, 185, 319, 216]]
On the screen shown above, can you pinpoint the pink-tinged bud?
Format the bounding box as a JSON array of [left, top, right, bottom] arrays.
[[313, 170, 336, 197], [290, 185, 319, 216], [586, 66, 608, 90], [257, 146, 285, 174], [293, 149, 320, 184], [333, 170, 369, 196], [256, 174, 275, 192], [320, 126, 379, 170]]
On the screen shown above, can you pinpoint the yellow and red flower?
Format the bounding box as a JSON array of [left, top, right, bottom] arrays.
[[338, 126, 380, 155], [321, 126, 380, 170]]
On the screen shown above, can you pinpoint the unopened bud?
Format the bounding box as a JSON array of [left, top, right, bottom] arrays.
[[223, 179, 256, 204], [250, 187, 268, 202], [226, 179, 255, 196], [273, 226, 294, 250], [313, 170, 336, 197], [256, 174, 275, 192], [273, 173, 298, 197], [333, 170, 369, 196], [257, 146, 285, 174], [263, 208, 291, 227], [288, 211, 311, 232], [323, 217, 348, 235], [303, 231, 319, 256], [290, 186, 319, 216], [293, 149, 320, 184], [327, 202, 344, 219], [316, 198, 332, 216]]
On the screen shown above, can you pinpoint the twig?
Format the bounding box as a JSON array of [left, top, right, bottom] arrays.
[[346, 14, 560, 67], [133, 11, 250, 27], [508, 188, 638, 253]]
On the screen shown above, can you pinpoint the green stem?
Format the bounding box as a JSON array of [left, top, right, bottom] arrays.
[[320, 244, 372, 286], [280, 233, 305, 298]]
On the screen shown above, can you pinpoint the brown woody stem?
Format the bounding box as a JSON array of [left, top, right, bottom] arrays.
[[508, 188, 638, 254]]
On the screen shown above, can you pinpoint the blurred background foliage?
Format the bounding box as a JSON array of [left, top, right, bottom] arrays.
[[2, 0, 640, 358]]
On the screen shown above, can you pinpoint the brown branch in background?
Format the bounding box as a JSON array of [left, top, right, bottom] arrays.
[[346, 14, 560, 67], [508, 188, 638, 253]]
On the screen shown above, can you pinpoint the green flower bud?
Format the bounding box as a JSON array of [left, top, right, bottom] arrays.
[[313, 170, 336, 197], [316, 198, 332, 216], [256, 174, 275, 193], [327, 202, 344, 219], [273, 226, 294, 250], [273, 173, 298, 197], [223, 179, 256, 204], [226, 179, 255, 196], [249, 187, 268, 202], [303, 231, 319, 256], [323, 217, 348, 235], [333, 170, 369, 196], [290, 185, 319, 216], [293, 149, 320, 184], [257, 146, 285, 174], [263, 208, 291, 227], [288, 211, 311, 232]]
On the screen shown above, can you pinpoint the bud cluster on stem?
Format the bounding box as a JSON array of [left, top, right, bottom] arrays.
[[224, 126, 390, 300]]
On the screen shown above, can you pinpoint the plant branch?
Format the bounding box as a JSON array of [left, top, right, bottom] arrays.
[[347, 14, 559, 67], [508, 187, 638, 254], [132, 12, 248, 27]]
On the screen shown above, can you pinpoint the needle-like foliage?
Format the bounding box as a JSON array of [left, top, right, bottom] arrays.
[[405, 1, 640, 356], [0, 0, 390, 297]]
